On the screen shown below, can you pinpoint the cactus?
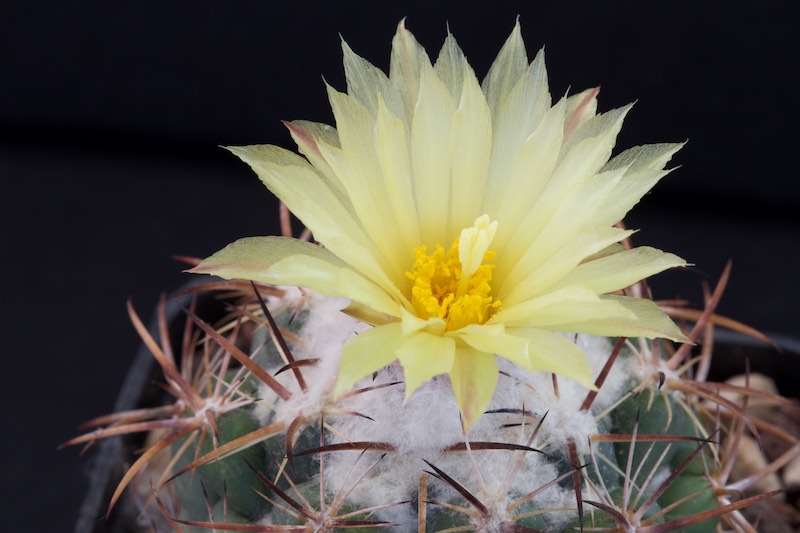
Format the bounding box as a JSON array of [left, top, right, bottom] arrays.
[[65, 20, 799, 532], [66, 274, 796, 532]]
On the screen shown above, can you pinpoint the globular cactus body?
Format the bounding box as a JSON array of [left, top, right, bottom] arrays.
[[125, 286, 733, 532]]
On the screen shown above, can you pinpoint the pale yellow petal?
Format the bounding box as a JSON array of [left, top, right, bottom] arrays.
[[496, 108, 631, 287], [481, 20, 528, 116], [433, 29, 468, 102], [596, 168, 674, 227], [322, 87, 409, 281], [284, 120, 342, 192], [498, 107, 631, 261], [559, 103, 632, 166], [400, 307, 446, 336], [389, 19, 431, 120], [192, 236, 402, 319], [374, 95, 421, 256], [510, 328, 594, 388], [491, 286, 635, 328], [264, 257, 403, 319], [484, 49, 550, 214], [581, 242, 627, 262], [341, 38, 404, 119], [225, 144, 353, 247], [551, 246, 687, 294], [563, 87, 599, 141], [288, 119, 341, 149], [529, 167, 624, 253], [449, 347, 499, 430], [227, 142, 350, 213], [449, 64, 492, 229], [554, 295, 689, 342], [602, 142, 684, 175], [411, 60, 458, 246], [594, 143, 685, 226], [547, 106, 631, 196], [336, 323, 405, 396], [341, 301, 395, 326], [455, 324, 530, 370], [499, 227, 633, 305], [397, 332, 455, 399], [488, 97, 565, 252], [227, 144, 404, 303]]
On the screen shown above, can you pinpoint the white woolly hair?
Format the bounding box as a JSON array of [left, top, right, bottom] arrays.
[[325, 329, 635, 527], [254, 292, 369, 426], [252, 294, 639, 529]]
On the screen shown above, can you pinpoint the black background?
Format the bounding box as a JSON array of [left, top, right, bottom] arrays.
[[2, 1, 798, 531]]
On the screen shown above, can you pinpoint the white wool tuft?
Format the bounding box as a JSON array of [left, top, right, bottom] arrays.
[[253, 293, 368, 425], [625, 337, 683, 393], [274, 294, 368, 424], [265, 285, 305, 307], [249, 294, 646, 528], [252, 378, 281, 425], [321, 334, 635, 525], [576, 335, 639, 412], [325, 366, 464, 515]]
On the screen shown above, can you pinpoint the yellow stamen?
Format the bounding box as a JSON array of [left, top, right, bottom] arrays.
[[406, 217, 500, 332]]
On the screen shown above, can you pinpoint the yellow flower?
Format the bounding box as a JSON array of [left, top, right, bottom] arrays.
[[192, 21, 688, 428]]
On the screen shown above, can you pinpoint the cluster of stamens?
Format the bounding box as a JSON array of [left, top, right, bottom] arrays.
[[406, 215, 500, 332]]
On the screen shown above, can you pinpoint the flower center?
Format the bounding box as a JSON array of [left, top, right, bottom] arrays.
[[405, 216, 500, 332]]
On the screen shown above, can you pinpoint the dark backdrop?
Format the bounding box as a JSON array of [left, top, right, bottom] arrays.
[[2, 2, 798, 531]]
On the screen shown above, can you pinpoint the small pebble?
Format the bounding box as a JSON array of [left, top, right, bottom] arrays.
[[723, 373, 780, 419], [782, 452, 800, 488], [732, 434, 783, 497]]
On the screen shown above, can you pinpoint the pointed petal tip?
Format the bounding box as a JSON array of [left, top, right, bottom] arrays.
[[339, 34, 355, 54], [185, 263, 210, 275], [395, 17, 412, 36], [283, 120, 322, 158]]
